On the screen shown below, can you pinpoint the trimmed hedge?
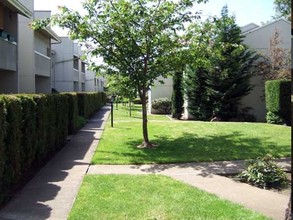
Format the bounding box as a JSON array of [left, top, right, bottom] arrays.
[[0, 92, 106, 204], [265, 80, 291, 125], [63, 93, 79, 134], [77, 92, 106, 118], [0, 99, 6, 203]]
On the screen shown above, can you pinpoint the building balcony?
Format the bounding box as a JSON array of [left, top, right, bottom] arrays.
[[73, 69, 79, 82], [0, 38, 17, 71], [35, 51, 51, 77], [81, 73, 85, 83]]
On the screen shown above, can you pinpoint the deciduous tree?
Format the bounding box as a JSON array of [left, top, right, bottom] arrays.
[[33, 0, 208, 147]]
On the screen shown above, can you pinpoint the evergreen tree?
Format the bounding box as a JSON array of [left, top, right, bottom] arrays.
[[185, 5, 258, 121], [184, 65, 212, 120], [171, 72, 184, 119], [209, 5, 258, 120]]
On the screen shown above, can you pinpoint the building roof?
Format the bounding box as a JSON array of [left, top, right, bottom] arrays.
[[240, 23, 259, 33], [1, 0, 32, 18], [242, 18, 291, 35], [38, 27, 62, 43]]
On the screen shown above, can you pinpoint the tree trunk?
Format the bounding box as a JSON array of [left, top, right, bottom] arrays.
[[140, 92, 153, 148], [129, 99, 132, 117], [136, 87, 153, 148]]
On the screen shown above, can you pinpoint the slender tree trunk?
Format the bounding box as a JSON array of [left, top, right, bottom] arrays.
[[140, 89, 152, 147], [129, 99, 132, 117]]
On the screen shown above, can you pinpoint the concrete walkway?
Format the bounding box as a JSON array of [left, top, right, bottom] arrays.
[[0, 104, 291, 220], [88, 159, 291, 220], [0, 106, 111, 220]]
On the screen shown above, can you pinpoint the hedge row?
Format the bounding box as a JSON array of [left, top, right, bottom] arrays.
[[0, 92, 106, 204], [265, 80, 291, 125]]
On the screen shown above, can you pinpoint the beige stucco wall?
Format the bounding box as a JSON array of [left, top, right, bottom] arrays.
[[148, 76, 173, 113], [18, 0, 35, 93], [241, 19, 291, 121]]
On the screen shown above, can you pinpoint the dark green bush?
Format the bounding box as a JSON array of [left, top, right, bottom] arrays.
[[77, 116, 87, 129], [32, 94, 47, 162], [265, 80, 291, 125], [16, 95, 37, 172], [171, 72, 184, 119], [133, 98, 142, 104], [63, 93, 79, 134], [0, 98, 6, 203], [77, 92, 105, 118], [54, 94, 69, 150], [2, 95, 22, 188], [266, 111, 283, 124], [0, 92, 106, 205], [237, 154, 288, 189], [152, 98, 171, 114]]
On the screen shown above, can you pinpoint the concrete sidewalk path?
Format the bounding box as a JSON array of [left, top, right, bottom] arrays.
[[0, 106, 111, 220], [88, 158, 291, 220]]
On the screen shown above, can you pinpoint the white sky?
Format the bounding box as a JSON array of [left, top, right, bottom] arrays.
[[34, 0, 276, 36]]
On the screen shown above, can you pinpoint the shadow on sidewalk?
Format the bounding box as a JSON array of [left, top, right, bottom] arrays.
[[0, 107, 109, 220]]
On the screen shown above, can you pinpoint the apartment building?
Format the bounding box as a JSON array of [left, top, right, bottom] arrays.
[[34, 11, 60, 93], [0, 0, 60, 94], [240, 18, 291, 121], [0, 0, 32, 93], [0, 1, 105, 94], [85, 70, 105, 92], [52, 37, 87, 92]]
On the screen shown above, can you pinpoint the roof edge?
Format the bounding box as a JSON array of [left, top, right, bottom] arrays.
[[2, 0, 32, 18]]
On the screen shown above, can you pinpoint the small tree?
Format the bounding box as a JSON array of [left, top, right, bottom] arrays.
[[185, 6, 257, 121], [171, 72, 184, 119], [258, 29, 291, 81], [32, 0, 208, 148], [184, 65, 212, 120]]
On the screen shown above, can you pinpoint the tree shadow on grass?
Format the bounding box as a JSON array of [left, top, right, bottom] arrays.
[[97, 131, 290, 172]]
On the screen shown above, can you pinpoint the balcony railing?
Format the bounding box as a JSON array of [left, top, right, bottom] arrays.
[[35, 51, 51, 77], [0, 38, 17, 71]]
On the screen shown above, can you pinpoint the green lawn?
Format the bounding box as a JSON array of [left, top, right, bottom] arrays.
[[68, 175, 268, 220], [92, 105, 291, 164]]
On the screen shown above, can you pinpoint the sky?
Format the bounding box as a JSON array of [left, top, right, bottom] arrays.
[[34, 0, 276, 36]]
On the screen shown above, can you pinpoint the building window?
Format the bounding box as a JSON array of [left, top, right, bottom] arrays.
[[73, 56, 79, 70], [81, 62, 86, 73], [81, 83, 85, 92]]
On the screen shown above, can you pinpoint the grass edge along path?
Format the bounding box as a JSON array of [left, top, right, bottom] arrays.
[[91, 105, 291, 165], [68, 174, 269, 220]]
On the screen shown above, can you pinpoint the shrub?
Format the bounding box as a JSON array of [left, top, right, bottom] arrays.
[[32, 94, 47, 162], [133, 97, 142, 104], [265, 80, 291, 125], [237, 154, 288, 189], [152, 98, 171, 114], [0, 98, 6, 203], [77, 116, 87, 129], [0, 92, 106, 205], [266, 111, 283, 124], [54, 94, 69, 150], [2, 95, 22, 188], [171, 72, 184, 119], [17, 95, 37, 172], [63, 93, 79, 134]]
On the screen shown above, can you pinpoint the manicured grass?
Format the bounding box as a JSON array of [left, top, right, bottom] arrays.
[[68, 175, 268, 220], [92, 105, 291, 164]]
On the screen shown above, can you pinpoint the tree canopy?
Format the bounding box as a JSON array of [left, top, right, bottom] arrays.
[[185, 6, 258, 121], [32, 0, 208, 147], [274, 0, 291, 20]]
